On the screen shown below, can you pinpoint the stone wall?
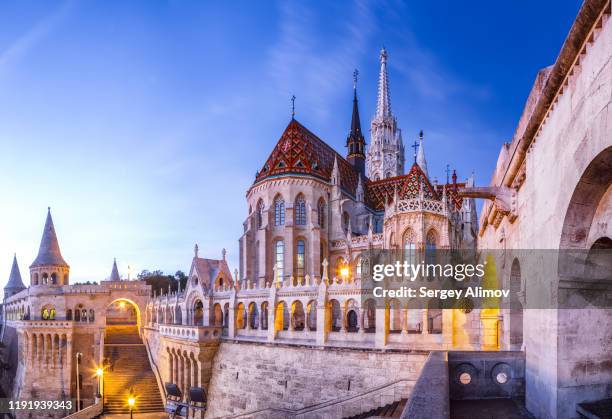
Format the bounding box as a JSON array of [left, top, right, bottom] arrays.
[[476, 1, 612, 417], [205, 340, 428, 418]]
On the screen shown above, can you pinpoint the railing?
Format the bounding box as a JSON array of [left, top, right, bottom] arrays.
[[391, 198, 445, 216], [159, 324, 222, 341], [331, 233, 383, 250], [219, 379, 415, 419], [61, 400, 103, 419]]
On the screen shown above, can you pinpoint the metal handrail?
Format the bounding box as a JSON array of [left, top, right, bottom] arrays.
[[214, 378, 415, 419]]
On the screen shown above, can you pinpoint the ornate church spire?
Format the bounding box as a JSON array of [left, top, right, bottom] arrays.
[[346, 69, 366, 176], [110, 258, 121, 281], [5, 254, 26, 297], [376, 48, 391, 118], [416, 130, 428, 178], [366, 48, 404, 180]]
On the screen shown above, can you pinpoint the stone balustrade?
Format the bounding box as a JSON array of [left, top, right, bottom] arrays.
[[159, 324, 222, 341]]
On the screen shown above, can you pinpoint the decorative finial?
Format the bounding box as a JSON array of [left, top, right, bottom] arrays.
[[194, 243, 199, 258], [291, 95, 296, 119], [446, 164, 451, 184], [380, 46, 387, 62], [222, 248, 226, 260], [353, 68, 359, 89]]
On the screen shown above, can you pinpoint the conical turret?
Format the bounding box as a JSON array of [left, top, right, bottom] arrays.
[[31, 208, 68, 268], [110, 258, 121, 281], [5, 254, 26, 298], [30, 208, 70, 286]]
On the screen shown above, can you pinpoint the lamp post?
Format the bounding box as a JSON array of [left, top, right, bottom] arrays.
[[75, 352, 82, 412], [128, 393, 136, 419], [96, 367, 104, 406]]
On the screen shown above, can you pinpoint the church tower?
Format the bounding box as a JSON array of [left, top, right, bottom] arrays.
[[366, 48, 405, 180], [346, 70, 366, 177], [29, 208, 70, 286]]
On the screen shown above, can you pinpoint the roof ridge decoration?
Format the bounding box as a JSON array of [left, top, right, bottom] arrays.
[[30, 208, 69, 268]]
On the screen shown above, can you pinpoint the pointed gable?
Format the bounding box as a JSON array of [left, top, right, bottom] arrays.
[[189, 257, 233, 290], [254, 119, 360, 196], [366, 163, 439, 211]]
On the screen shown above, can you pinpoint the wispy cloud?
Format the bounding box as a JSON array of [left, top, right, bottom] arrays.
[[0, 1, 74, 76], [267, 0, 376, 120]]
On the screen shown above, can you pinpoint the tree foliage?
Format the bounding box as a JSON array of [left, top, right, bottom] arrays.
[[138, 269, 187, 295]]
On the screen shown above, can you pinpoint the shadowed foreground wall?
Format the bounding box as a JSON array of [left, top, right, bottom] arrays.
[[205, 341, 428, 418]]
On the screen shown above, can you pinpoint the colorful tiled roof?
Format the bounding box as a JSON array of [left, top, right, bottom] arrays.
[[254, 119, 360, 196], [254, 119, 465, 212]]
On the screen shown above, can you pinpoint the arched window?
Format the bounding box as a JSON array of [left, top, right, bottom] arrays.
[[256, 199, 264, 228], [66, 309, 72, 321], [426, 230, 437, 266], [403, 229, 416, 268], [355, 256, 363, 278], [81, 309, 88, 322], [254, 241, 260, 283], [317, 199, 326, 228], [89, 309, 95, 322], [295, 195, 306, 225], [74, 307, 81, 322], [342, 212, 350, 234], [275, 240, 284, 282], [296, 239, 305, 283], [274, 196, 285, 226]]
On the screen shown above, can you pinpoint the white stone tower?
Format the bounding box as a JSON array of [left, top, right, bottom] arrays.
[[366, 48, 405, 180]]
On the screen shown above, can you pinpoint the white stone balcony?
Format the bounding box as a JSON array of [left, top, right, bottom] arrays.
[[159, 324, 222, 341]]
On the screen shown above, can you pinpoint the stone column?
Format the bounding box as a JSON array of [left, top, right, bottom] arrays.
[[422, 309, 429, 336], [359, 309, 365, 334], [375, 308, 387, 348], [340, 307, 347, 332], [401, 308, 409, 335]]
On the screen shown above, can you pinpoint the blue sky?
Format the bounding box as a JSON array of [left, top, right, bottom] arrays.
[[0, 0, 580, 292]]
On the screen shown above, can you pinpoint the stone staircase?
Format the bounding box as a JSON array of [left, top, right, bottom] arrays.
[[103, 325, 165, 414], [344, 399, 407, 418]]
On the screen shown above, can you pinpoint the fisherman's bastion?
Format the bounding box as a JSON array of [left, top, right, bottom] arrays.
[[1, 1, 611, 418]]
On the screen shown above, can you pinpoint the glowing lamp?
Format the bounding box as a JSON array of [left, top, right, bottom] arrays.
[[96, 368, 103, 377], [119, 301, 126, 309], [128, 396, 136, 407], [340, 267, 350, 278]]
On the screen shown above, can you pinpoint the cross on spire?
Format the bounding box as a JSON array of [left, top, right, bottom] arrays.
[[291, 95, 296, 119], [353, 69, 359, 89], [411, 140, 419, 163]]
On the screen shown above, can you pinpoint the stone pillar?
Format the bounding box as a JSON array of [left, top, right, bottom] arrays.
[[420, 309, 428, 336], [227, 293, 236, 339], [267, 288, 277, 342], [359, 310, 365, 334], [442, 309, 453, 348], [340, 307, 347, 332], [315, 282, 328, 346], [375, 308, 387, 348], [402, 308, 409, 335], [51, 335, 56, 368]]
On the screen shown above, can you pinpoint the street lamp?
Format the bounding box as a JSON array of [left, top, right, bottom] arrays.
[[96, 367, 104, 404], [128, 394, 136, 419]]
